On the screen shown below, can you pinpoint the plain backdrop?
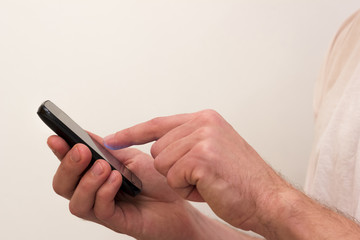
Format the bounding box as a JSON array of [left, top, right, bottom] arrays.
[[1, 1, 360, 239]]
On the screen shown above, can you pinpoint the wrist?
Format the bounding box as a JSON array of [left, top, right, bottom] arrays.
[[254, 186, 307, 239], [253, 186, 360, 240], [186, 203, 253, 240]]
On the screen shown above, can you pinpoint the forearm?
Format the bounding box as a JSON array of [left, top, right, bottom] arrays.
[[189, 205, 262, 240], [257, 187, 360, 240], [204, 217, 263, 240]]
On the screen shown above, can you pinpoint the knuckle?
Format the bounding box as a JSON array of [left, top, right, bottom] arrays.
[[150, 142, 161, 157], [77, 180, 93, 193], [69, 202, 86, 218], [94, 207, 111, 221], [52, 176, 71, 198], [94, 211, 106, 221], [166, 171, 177, 189], [194, 140, 211, 154], [147, 117, 164, 136], [165, 163, 183, 189], [149, 117, 163, 128], [192, 140, 217, 160], [198, 109, 223, 124], [93, 205, 106, 220], [153, 156, 166, 175], [52, 181, 64, 197], [165, 159, 188, 189], [196, 126, 216, 139], [192, 165, 207, 182], [93, 191, 116, 221]]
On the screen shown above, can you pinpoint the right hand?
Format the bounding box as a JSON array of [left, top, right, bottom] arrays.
[[103, 110, 291, 233]]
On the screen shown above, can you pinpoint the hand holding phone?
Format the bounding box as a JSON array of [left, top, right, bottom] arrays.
[[37, 100, 142, 197]]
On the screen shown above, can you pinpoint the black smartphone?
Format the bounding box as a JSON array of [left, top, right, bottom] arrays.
[[37, 100, 142, 197]]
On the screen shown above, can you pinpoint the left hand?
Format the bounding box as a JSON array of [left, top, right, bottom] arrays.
[[48, 133, 211, 240]]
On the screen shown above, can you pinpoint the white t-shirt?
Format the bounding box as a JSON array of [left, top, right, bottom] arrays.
[[305, 9, 360, 220]]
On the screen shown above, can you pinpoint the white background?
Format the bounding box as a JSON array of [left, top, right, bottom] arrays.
[[1, 1, 359, 239]]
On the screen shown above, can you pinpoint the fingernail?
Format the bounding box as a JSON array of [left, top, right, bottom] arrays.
[[103, 134, 129, 150], [107, 171, 118, 184], [103, 134, 116, 149], [70, 146, 80, 162], [92, 161, 104, 176]]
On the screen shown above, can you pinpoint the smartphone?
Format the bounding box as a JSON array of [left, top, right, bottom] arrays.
[[37, 100, 142, 197]]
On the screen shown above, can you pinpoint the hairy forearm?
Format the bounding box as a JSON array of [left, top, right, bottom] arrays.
[[257, 187, 360, 240], [203, 217, 262, 240], [184, 202, 259, 240], [188, 204, 262, 240]]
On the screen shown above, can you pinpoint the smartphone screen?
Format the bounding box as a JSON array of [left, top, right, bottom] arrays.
[[38, 100, 142, 197]]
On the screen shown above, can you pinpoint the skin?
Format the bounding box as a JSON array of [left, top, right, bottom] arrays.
[[48, 132, 257, 240], [49, 109, 360, 239], [103, 110, 290, 231]]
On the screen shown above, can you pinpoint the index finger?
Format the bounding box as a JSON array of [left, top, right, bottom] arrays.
[[103, 113, 194, 150], [88, 131, 145, 165]]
